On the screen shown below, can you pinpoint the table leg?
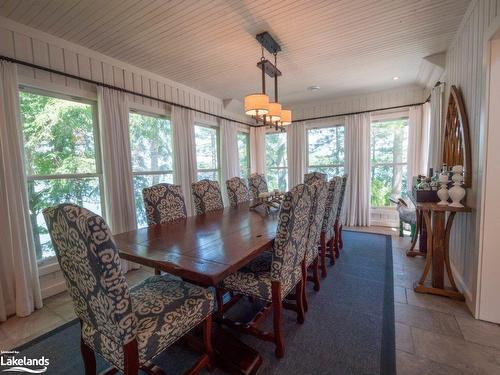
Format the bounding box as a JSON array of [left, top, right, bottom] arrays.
[[406, 209, 427, 257], [431, 211, 445, 289]]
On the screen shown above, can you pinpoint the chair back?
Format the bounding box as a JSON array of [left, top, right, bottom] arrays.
[[304, 172, 327, 184], [335, 175, 349, 221], [248, 173, 268, 199], [142, 183, 187, 225], [321, 177, 343, 237], [271, 184, 312, 290], [226, 177, 250, 207], [43, 204, 136, 346], [192, 179, 224, 215], [305, 180, 329, 262]]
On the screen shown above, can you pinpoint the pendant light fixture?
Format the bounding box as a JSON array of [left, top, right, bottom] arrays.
[[243, 32, 292, 131]]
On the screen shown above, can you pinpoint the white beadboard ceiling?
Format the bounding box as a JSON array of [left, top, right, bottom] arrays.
[[0, 0, 470, 105]]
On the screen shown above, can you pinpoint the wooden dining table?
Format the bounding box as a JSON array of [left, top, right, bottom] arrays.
[[113, 202, 279, 375]]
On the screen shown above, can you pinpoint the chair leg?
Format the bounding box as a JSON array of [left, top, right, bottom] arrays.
[[80, 336, 96, 375], [215, 288, 225, 319], [312, 256, 320, 292], [334, 220, 340, 258], [301, 260, 308, 313], [339, 223, 344, 250], [203, 314, 214, 370], [272, 282, 284, 359], [155, 268, 161, 275], [328, 237, 335, 265], [320, 233, 327, 278], [295, 279, 305, 324], [123, 340, 140, 375]]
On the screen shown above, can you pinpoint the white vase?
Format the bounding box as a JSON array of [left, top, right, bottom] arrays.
[[437, 174, 449, 205], [449, 167, 465, 207]]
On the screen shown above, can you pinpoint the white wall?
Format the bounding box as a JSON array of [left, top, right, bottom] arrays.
[[443, 0, 500, 316]]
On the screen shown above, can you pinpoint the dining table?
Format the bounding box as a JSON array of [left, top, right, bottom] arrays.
[[113, 202, 280, 375]]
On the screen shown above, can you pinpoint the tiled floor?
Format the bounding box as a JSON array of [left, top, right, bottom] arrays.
[[1, 228, 500, 374]]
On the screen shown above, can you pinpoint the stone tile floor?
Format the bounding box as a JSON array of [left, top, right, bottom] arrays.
[[1, 227, 499, 374]]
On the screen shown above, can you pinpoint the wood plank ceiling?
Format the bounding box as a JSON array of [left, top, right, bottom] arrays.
[[0, 0, 470, 105]]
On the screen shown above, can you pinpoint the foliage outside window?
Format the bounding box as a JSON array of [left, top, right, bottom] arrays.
[[307, 126, 345, 179], [20, 89, 103, 263], [370, 118, 409, 207], [129, 111, 173, 228], [195, 125, 220, 181], [265, 132, 288, 191], [237, 132, 250, 180]]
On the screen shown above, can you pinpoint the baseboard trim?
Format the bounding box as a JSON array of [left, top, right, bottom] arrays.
[[450, 261, 475, 316], [41, 280, 67, 299]]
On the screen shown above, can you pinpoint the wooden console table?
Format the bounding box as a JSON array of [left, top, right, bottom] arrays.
[[411, 202, 471, 300]]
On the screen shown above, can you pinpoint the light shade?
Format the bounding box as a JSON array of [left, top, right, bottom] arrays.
[[266, 102, 282, 122], [279, 109, 292, 125], [244, 94, 269, 116]]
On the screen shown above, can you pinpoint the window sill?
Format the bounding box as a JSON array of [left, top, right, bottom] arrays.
[[38, 260, 60, 276]]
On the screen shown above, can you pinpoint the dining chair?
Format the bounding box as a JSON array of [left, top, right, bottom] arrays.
[[319, 176, 343, 278], [43, 204, 214, 375], [217, 184, 312, 358], [334, 174, 349, 252], [226, 177, 251, 207], [303, 179, 329, 309], [142, 183, 187, 225], [192, 179, 224, 215], [303, 172, 327, 184], [248, 173, 268, 199]]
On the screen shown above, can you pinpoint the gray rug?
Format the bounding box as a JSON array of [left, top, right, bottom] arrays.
[[8, 231, 395, 375]]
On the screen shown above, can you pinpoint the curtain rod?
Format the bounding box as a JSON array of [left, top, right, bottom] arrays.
[[0, 55, 256, 127]]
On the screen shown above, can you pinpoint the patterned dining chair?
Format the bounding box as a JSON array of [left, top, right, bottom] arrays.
[[192, 179, 224, 215], [142, 183, 187, 225], [335, 175, 349, 251], [248, 173, 268, 199], [303, 179, 329, 309], [304, 172, 327, 184], [226, 177, 251, 207], [218, 184, 312, 358], [43, 204, 214, 375], [319, 177, 343, 278]]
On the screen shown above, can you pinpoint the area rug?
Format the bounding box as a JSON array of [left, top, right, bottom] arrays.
[[7, 231, 395, 375]]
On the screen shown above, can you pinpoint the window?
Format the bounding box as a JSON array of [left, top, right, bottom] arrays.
[[195, 125, 220, 181], [20, 89, 103, 263], [129, 111, 173, 228], [265, 132, 288, 191], [370, 118, 409, 207], [307, 125, 345, 179], [237, 132, 250, 180]]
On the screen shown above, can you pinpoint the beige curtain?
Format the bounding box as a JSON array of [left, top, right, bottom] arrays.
[[220, 119, 240, 206], [0, 61, 42, 321], [287, 121, 306, 188], [250, 126, 266, 174]]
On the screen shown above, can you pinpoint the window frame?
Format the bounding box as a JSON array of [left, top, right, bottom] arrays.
[[305, 123, 345, 175], [19, 86, 105, 266], [237, 130, 251, 179], [194, 122, 221, 182], [265, 130, 288, 191]]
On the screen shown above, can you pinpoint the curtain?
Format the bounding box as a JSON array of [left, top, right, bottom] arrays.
[[427, 84, 445, 172], [98, 87, 139, 273], [344, 113, 371, 226], [421, 102, 431, 174], [407, 105, 425, 183], [172, 106, 197, 215], [250, 126, 266, 174], [0, 61, 42, 321], [287, 121, 306, 188], [220, 119, 240, 206]]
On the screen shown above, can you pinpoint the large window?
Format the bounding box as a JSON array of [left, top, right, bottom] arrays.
[[265, 132, 288, 191], [237, 131, 250, 180], [307, 125, 345, 179], [129, 111, 173, 228], [370, 118, 409, 207], [195, 125, 220, 181], [20, 89, 103, 263]]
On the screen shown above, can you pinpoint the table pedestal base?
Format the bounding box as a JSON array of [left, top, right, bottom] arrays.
[[413, 282, 464, 300]]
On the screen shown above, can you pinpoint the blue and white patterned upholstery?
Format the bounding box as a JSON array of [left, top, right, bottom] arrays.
[[304, 180, 329, 266], [248, 173, 268, 199], [142, 183, 187, 225], [192, 179, 224, 215], [221, 184, 312, 301], [43, 204, 214, 371], [335, 175, 349, 222], [304, 172, 327, 185], [226, 177, 250, 207], [321, 177, 343, 240]]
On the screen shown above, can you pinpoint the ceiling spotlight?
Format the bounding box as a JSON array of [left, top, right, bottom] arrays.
[[393, 76, 400, 81], [308, 85, 321, 91]]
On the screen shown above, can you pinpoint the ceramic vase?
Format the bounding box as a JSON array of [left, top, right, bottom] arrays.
[[449, 165, 466, 208], [437, 174, 449, 205]]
